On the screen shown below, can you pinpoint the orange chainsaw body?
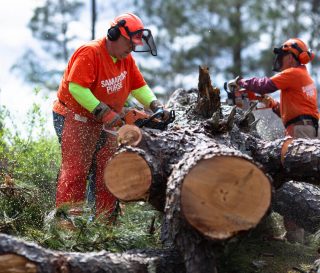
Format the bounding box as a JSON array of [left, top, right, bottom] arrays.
[[123, 109, 150, 125]]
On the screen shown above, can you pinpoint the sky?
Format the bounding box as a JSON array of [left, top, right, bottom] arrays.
[[0, 1, 112, 137], [0, 1, 58, 136]]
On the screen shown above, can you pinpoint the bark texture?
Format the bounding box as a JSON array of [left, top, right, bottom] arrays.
[[248, 137, 320, 187], [161, 144, 271, 273], [273, 181, 320, 234], [0, 233, 185, 273]]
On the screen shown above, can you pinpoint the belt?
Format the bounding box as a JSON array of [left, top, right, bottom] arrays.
[[285, 115, 318, 128], [285, 114, 319, 137], [288, 120, 314, 126]]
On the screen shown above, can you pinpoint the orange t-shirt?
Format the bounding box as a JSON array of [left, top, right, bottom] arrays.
[[54, 37, 146, 118], [271, 65, 319, 125]]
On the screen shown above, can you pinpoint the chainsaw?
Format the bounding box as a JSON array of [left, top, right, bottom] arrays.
[[223, 82, 268, 110], [124, 108, 175, 130], [103, 108, 175, 136]]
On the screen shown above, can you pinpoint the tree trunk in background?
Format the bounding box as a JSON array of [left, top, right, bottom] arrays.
[[91, 0, 96, 40]]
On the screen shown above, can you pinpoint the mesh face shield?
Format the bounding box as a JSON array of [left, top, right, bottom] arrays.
[[124, 26, 157, 56], [272, 47, 288, 72]]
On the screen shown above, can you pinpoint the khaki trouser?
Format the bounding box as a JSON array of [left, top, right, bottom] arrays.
[[286, 123, 319, 139]]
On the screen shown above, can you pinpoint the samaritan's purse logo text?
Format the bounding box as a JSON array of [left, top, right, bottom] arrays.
[[101, 71, 127, 94]]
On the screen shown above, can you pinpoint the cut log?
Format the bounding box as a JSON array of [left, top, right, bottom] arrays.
[[162, 144, 271, 273], [273, 181, 320, 234], [104, 125, 214, 211], [104, 121, 270, 213], [0, 233, 185, 273], [117, 124, 142, 146], [104, 146, 155, 204]]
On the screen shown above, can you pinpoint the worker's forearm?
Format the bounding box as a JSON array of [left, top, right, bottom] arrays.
[[239, 77, 278, 95], [69, 82, 100, 112], [131, 85, 157, 108]]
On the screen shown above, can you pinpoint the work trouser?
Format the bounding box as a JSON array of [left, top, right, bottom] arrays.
[[53, 110, 117, 217], [285, 115, 319, 139], [286, 123, 319, 138]]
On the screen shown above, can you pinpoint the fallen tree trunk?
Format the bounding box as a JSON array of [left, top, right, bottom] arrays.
[[0, 233, 185, 273], [104, 67, 272, 273], [273, 181, 320, 234], [104, 126, 271, 214], [247, 137, 320, 187], [161, 144, 271, 273]]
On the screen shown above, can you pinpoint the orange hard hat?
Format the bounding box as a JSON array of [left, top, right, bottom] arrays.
[[110, 13, 144, 45], [279, 38, 315, 64]]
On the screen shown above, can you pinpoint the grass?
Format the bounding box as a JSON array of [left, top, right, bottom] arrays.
[[217, 213, 319, 273]]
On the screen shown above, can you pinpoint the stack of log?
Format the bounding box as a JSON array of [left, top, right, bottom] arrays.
[[2, 66, 320, 272]]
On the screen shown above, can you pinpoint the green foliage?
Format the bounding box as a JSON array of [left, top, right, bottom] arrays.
[[120, 0, 320, 91], [26, 202, 162, 252], [0, 98, 60, 237], [0, 100, 161, 253]]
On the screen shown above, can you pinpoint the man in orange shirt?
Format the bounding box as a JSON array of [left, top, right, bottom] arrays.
[[228, 38, 319, 138], [228, 38, 319, 243], [52, 12, 169, 222]]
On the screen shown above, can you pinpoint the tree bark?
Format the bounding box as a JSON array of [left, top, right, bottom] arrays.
[[248, 137, 320, 187], [0, 233, 185, 273], [195, 66, 221, 118], [273, 181, 320, 234], [161, 144, 271, 273]]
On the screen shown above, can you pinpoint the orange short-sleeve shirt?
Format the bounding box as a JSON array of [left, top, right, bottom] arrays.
[[55, 37, 146, 118], [271, 65, 319, 125]]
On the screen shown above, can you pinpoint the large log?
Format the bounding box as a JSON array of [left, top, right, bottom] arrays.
[[247, 137, 320, 187], [103, 68, 272, 273], [0, 233, 185, 273], [161, 144, 271, 273], [273, 181, 320, 234], [104, 124, 271, 213]]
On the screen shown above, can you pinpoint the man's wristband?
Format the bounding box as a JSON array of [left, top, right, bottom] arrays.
[[92, 102, 111, 120]]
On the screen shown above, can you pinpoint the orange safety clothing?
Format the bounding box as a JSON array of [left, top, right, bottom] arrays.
[[54, 37, 146, 118], [270, 65, 318, 126], [53, 36, 148, 218]]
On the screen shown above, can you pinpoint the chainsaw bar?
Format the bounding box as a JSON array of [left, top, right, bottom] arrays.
[[134, 109, 175, 130]]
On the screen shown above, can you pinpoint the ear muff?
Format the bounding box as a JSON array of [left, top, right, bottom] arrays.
[[291, 43, 314, 64], [107, 20, 126, 41]]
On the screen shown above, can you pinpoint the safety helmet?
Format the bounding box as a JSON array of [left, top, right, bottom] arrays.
[[273, 38, 314, 66], [107, 12, 157, 56]]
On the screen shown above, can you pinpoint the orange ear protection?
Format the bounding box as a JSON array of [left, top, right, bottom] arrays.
[[107, 20, 126, 41], [291, 42, 315, 64]]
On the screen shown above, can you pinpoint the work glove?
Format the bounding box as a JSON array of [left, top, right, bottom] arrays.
[[261, 95, 278, 109], [92, 102, 124, 128], [149, 100, 171, 121], [227, 76, 242, 92]]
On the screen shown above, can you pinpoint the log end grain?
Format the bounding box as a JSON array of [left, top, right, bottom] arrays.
[[118, 125, 142, 147], [181, 156, 271, 240], [104, 152, 152, 201], [0, 254, 37, 273]]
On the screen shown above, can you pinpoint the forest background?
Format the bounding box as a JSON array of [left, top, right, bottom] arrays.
[[2, 0, 320, 137], [0, 1, 320, 271]]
